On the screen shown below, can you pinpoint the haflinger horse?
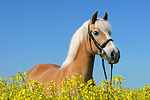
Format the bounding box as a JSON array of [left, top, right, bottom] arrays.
[[26, 11, 120, 93]]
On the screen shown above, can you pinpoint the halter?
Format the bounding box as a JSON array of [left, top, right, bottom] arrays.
[[88, 24, 114, 85]]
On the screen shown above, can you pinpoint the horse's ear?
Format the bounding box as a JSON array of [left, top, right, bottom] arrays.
[[102, 12, 108, 20], [91, 11, 98, 24]]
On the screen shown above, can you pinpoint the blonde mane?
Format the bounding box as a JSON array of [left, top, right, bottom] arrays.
[[61, 19, 111, 68]]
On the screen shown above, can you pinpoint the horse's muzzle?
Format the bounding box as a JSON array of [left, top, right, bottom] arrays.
[[102, 48, 120, 64], [110, 49, 120, 64]]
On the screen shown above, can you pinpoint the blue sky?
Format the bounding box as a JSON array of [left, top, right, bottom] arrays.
[[0, 0, 150, 89]]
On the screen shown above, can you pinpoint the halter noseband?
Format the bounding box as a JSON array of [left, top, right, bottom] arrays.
[[88, 23, 114, 85]]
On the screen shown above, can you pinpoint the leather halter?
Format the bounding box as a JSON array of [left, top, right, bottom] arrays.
[[88, 24, 113, 55], [88, 23, 114, 85]]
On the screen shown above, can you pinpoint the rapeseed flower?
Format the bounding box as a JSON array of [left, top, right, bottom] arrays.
[[0, 71, 150, 99]]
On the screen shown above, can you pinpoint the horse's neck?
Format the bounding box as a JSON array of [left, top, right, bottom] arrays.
[[65, 39, 95, 82]]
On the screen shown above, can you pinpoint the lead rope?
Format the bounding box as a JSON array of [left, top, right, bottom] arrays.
[[102, 59, 108, 80], [110, 63, 113, 85], [101, 57, 113, 85]]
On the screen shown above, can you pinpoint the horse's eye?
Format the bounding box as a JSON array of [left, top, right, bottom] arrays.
[[93, 31, 99, 36]]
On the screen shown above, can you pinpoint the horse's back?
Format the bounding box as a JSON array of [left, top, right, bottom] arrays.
[[26, 64, 60, 84]]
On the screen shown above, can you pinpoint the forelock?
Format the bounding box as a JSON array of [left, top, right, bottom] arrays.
[[95, 19, 111, 34]]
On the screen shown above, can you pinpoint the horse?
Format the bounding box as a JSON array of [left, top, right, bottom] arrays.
[[26, 11, 120, 93]]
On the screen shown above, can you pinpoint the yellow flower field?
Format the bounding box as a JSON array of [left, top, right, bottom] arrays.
[[0, 71, 150, 100]]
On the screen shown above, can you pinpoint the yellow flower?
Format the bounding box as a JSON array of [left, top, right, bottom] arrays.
[[5, 77, 8, 80], [1, 71, 150, 99], [0, 78, 4, 83]]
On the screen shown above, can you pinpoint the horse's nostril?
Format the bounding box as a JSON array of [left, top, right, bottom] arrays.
[[111, 51, 116, 60]]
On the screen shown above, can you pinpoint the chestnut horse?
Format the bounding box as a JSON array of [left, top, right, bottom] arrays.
[[26, 11, 120, 93]]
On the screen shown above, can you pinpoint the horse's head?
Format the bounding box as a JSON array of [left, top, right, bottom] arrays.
[[88, 11, 120, 64]]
